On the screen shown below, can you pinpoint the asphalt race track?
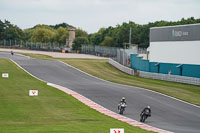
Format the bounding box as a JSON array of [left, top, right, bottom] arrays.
[[1, 52, 200, 133]]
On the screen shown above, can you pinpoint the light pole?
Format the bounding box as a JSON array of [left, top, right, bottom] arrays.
[[129, 27, 132, 45]]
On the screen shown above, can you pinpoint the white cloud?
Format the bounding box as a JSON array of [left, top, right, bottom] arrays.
[[0, 0, 199, 33]]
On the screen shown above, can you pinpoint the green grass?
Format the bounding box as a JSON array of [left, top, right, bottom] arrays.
[[17, 53, 53, 60], [19, 53, 200, 106], [0, 58, 152, 133]]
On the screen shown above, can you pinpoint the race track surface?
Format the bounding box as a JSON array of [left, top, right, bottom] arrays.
[[1, 52, 200, 133]]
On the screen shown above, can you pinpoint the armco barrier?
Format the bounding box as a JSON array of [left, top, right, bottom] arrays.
[[138, 71, 200, 85], [109, 58, 200, 86], [109, 58, 135, 75]]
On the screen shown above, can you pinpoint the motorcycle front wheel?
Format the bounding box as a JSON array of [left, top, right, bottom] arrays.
[[140, 115, 146, 122]]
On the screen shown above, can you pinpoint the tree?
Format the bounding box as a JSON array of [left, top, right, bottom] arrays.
[[100, 36, 115, 46], [89, 17, 200, 48], [0, 20, 6, 40], [73, 37, 89, 51], [0, 20, 24, 40], [54, 27, 68, 44], [1, 17, 200, 48], [75, 28, 88, 38], [23, 28, 33, 41], [31, 26, 55, 43], [49, 22, 72, 29], [89, 32, 103, 46], [3, 25, 24, 40], [88, 28, 106, 45]]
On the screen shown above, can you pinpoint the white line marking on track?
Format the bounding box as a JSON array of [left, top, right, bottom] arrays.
[[10, 59, 46, 83]]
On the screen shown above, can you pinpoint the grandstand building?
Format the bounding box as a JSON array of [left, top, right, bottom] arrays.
[[149, 23, 200, 65], [130, 23, 200, 78]]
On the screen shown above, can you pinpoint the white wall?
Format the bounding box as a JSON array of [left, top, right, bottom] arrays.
[[149, 41, 200, 65]]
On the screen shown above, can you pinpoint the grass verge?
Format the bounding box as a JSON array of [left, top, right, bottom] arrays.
[[0, 58, 152, 133]]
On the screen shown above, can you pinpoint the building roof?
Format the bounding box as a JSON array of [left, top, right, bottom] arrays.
[[150, 23, 200, 29]]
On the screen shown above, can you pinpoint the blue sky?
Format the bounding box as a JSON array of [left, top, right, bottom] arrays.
[[0, 0, 200, 33]]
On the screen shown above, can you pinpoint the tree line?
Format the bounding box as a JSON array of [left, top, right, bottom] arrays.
[[89, 17, 200, 48], [0, 20, 88, 48], [0, 17, 200, 50]]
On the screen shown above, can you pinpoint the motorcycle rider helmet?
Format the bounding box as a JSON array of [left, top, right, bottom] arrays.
[[147, 106, 150, 109], [121, 97, 126, 102]]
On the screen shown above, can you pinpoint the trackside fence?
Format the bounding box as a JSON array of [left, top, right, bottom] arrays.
[[0, 40, 65, 52], [109, 58, 200, 86], [81, 45, 137, 66]]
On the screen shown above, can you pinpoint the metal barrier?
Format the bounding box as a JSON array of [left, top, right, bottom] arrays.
[[81, 45, 118, 57], [109, 58, 200, 86], [138, 71, 200, 86], [0, 40, 65, 52], [109, 58, 135, 75], [82, 45, 137, 66]]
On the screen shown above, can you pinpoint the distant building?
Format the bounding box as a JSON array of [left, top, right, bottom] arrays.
[[148, 23, 200, 65], [68, 27, 76, 49], [130, 23, 200, 78]]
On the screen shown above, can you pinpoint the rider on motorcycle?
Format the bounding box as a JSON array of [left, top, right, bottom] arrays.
[[11, 51, 14, 55], [118, 97, 126, 110], [140, 106, 151, 117]]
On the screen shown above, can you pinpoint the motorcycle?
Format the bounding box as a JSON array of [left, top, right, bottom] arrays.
[[140, 109, 150, 122], [118, 102, 127, 114], [11, 51, 14, 55]]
